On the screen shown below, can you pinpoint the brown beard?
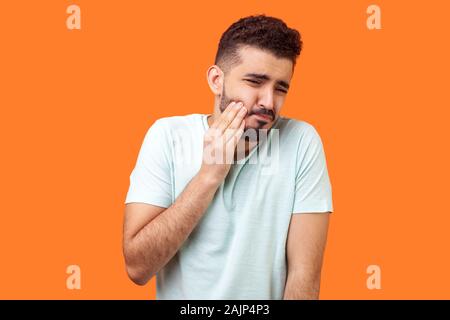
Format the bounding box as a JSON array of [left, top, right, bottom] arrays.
[[219, 84, 274, 141]]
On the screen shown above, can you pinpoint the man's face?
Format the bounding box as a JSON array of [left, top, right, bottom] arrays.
[[219, 46, 294, 132]]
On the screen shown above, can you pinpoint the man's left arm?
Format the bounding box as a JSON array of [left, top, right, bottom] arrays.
[[283, 212, 330, 300]]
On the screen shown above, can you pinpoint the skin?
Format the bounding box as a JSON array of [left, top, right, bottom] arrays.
[[123, 45, 330, 299], [206, 45, 293, 159]]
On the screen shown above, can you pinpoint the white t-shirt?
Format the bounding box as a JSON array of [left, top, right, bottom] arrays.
[[125, 113, 333, 299]]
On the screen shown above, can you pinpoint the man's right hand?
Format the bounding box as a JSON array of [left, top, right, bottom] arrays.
[[199, 101, 247, 184]]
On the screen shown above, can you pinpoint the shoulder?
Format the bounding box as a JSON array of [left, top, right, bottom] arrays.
[[144, 114, 206, 154], [276, 116, 323, 146], [153, 113, 203, 130]]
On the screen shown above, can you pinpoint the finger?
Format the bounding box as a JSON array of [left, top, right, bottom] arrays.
[[224, 119, 245, 144], [216, 120, 244, 164], [210, 101, 237, 129], [217, 102, 244, 134], [228, 105, 247, 129]]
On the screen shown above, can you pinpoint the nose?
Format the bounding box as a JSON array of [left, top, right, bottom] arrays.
[[257, 87, 275, 116]]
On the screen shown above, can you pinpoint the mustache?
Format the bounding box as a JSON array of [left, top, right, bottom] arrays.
[[249, 108, 274, 120]]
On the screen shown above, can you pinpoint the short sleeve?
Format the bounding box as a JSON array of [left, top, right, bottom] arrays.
[[125, 119, 173, 208], [293, 124, 333, 214]]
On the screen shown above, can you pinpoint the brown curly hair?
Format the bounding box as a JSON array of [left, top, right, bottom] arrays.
[[214, 15, 303, 73]]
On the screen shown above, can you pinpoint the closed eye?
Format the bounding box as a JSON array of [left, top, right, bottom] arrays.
[[245, 79, 261, 84], [244, 79, 288, 93]]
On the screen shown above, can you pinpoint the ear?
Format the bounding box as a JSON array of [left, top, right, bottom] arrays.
[[206, 65, 224, 96]]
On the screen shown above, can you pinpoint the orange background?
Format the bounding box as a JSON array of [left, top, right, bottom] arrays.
[[0, 0, 449, 299]]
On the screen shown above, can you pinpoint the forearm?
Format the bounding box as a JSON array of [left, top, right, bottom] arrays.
[[125, 171, 221, 285], [283, 269, 321, 300]]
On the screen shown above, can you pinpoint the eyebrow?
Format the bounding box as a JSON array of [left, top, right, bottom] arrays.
[[243, 73, 290, 90]]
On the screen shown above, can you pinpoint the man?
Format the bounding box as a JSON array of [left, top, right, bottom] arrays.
[[123, 15, 333, 300]]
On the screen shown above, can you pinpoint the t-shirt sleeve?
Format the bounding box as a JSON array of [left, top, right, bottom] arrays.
[[293, 124, 334, 214], [124, 119, 173, 208]]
